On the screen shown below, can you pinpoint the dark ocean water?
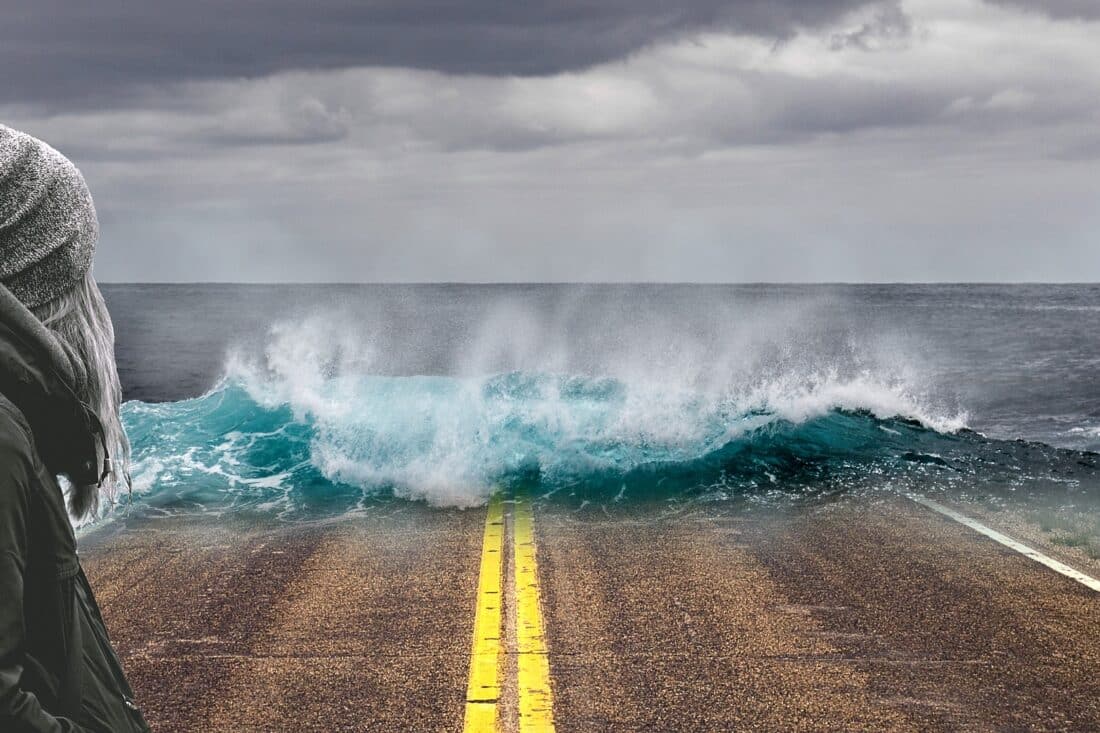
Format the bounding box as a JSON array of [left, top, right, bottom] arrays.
[[99, 284, 1100, 519]]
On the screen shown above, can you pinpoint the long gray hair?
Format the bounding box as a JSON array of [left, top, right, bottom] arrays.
[[33, 271, 130, 519]]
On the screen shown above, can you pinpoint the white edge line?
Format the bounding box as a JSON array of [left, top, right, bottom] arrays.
[[908, 494, 1100, 594]]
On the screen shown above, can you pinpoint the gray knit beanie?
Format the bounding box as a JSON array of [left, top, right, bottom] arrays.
[[0, 124, 98, 308]]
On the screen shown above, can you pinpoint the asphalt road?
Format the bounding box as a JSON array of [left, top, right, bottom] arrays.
[[81, 509, 482, 732], [79, 495, 1100, 732]]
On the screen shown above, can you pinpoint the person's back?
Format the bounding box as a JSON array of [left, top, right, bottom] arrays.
[[0, 124, 148, 732]]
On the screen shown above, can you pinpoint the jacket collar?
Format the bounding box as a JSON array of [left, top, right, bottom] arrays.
[[0, 283, 106, 487]]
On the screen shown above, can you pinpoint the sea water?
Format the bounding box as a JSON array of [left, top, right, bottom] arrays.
[[96, 284, 1100, 522]]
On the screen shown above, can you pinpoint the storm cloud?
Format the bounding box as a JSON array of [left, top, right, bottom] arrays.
[[1, 0, 1098, 282], [2, 0, 879, 106], [985, 0, 1100, 20]]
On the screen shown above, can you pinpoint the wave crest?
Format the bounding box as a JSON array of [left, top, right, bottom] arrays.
[[112, 313, 1100, 519], [122, 349, 973, 513]]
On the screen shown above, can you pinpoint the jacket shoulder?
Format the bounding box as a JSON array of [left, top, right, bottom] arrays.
[[0, 394, 36, 468]]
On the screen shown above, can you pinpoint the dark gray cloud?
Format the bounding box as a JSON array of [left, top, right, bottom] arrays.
[[1, 0, 877, 106], [3, 0, 1100, 283], [985, 0, 1100, 20]]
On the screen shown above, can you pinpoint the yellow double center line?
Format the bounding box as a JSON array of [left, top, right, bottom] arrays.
[[514, 494, 555, 731], [464, 494, 506, 730], [464, 492, 556, 732]]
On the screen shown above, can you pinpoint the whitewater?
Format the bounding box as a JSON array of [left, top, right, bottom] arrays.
[[89, 283, 1100, 523]]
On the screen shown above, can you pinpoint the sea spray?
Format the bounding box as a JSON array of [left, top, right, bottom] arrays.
[[120, 365, 1100, 521], [101, 312, 1000, 519], [95, 298, 1100, 524], [89, 284, 1100, 524], [167, 315, 963, 506]]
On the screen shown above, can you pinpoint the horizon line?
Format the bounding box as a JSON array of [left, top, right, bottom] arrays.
[[96, 280, 1100, 286]]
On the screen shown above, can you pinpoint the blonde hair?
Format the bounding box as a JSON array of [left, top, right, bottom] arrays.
[[32, 271, 130, 518]]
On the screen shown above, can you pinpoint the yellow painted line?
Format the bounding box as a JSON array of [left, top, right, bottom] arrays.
[[514, 493, 556, 733], [464, 493, 505, 732]]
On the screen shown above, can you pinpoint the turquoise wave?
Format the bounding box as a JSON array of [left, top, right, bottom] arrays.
[[118, 372, 1100, 520]]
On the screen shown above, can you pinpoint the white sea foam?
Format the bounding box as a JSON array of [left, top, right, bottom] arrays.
[[204, 311, 967, 507]]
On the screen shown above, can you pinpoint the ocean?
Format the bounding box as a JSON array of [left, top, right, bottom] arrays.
[[100, 283, 1100, 521]]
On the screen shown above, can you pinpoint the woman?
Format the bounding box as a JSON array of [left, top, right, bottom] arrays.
[[0, 125, 149, 732]]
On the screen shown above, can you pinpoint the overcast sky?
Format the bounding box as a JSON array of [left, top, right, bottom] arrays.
[[2, 0, 1098, 282]]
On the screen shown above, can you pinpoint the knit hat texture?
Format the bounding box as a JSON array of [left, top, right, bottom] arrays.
[[0, 124, 98, 308]]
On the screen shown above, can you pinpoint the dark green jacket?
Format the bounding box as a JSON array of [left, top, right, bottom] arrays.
[[0, 285, 149, 733]]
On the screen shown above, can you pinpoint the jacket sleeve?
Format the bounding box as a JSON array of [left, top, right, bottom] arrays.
[[0, 416, 90, 733]]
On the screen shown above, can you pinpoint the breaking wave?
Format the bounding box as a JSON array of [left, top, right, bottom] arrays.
[[117, 374, 1100, 520], [109, 315, 1100, 521]]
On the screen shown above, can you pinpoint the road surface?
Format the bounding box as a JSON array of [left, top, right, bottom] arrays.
[[79, 493, 1100, 731]]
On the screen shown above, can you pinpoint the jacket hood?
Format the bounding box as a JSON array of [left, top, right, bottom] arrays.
[[0, 282, 106, 487]]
